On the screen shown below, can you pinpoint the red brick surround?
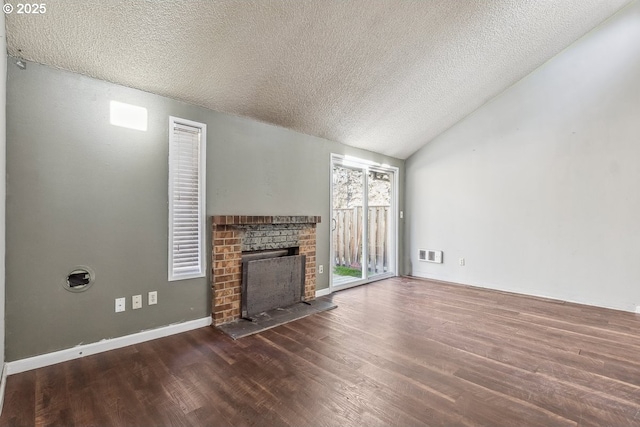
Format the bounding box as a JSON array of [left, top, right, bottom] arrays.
[[211, 215, 321, 325]]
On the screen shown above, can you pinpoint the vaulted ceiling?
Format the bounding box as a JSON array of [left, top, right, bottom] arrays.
[[5, 0, 632, 159]]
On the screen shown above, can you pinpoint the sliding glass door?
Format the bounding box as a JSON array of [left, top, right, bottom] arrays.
[[331, 155, 396, 290]]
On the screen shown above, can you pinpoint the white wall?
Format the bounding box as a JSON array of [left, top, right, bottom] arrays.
[[405, 1, 640, 312], [5, 60, 403, 361]]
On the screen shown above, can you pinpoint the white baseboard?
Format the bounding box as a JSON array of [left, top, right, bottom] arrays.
[[6, 317, 212, 376], [316, 287, 332, 297], [0, 363, 7, 416]]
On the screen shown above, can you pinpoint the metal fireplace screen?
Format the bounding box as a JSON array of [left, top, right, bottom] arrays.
[[241, 253, 306, 319]]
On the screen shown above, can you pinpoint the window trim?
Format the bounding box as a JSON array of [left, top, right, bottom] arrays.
[[168, 116, 207, 281]]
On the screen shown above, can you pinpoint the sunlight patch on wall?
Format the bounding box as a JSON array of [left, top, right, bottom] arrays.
[[110, 101, 147, 131]]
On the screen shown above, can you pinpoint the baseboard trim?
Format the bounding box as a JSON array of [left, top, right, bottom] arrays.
[[405, 273, 635, 314], [6, 317, 212, 375], [0, 363, 7, 416], [315, 287, 331, 297]]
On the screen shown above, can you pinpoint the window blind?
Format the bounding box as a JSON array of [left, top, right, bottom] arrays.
[[169, 119, 206, 280]]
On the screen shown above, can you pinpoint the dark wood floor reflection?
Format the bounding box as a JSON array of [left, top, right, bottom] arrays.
[[3, 276, 640, 426]]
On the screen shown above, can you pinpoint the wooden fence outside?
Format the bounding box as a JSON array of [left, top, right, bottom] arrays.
[[332, 206, 389, 275]]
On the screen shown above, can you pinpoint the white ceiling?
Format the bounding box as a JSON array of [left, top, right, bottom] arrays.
[[5, 0, 632, 159]]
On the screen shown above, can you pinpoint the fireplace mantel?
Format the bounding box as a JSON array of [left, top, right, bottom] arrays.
[[211, 215, 320, 325], [212, 215, 321, 226]]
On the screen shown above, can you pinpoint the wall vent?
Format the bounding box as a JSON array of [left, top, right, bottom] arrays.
[[419, 249, 443, 263]]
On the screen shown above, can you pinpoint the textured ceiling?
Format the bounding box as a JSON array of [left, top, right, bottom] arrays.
[[5, 0, 632, 159]]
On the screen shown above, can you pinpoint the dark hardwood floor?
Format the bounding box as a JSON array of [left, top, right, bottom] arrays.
[[3, 276, 640, 426]]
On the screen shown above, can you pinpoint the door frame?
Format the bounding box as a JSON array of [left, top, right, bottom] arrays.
[[329, 153, 399, 293]]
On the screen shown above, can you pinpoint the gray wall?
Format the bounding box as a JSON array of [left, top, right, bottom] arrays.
[[6, 60, 404, 361], [405, 1, 640, 312], [1, 15, 6, 373]]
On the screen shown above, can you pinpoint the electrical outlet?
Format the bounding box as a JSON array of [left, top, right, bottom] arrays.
[[319, 265, 324, 274], [148, 291, 158, 305], [400, 211, 404, 219], [132, 294, 142, 310], [115, 297, 126, 313], [459, 258, 465, 266]]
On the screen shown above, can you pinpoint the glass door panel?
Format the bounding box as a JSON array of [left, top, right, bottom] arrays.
[[367, 170, 392, 278], [331, 165, 364, 287]]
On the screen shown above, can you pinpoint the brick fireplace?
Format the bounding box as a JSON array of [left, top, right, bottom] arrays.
[[211, 215, 321, 325]]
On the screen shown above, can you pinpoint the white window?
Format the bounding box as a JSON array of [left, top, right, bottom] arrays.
[[168, 117, 206, 281]]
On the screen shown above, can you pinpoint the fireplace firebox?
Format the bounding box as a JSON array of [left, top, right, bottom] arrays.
[[241, 249, 306, 319]]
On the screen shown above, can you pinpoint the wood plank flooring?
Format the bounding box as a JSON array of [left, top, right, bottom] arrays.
[[3, 276, 640, 426]]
